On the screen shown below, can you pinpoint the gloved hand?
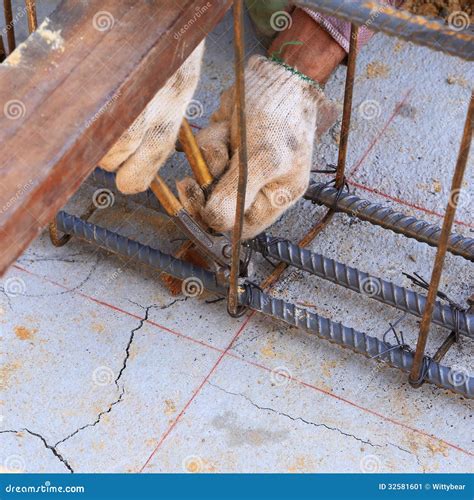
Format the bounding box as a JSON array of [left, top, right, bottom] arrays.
[[99, 42, 205, 194], [177, 55, 339, 239]]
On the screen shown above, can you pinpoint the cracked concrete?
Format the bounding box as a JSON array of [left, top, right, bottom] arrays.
[[1, 3, 473, 474]]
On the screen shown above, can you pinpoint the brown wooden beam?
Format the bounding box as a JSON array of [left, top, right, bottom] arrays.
[[0, 0, 232, 276]]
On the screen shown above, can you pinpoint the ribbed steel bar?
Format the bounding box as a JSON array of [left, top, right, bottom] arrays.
[[241, 284, 473, 398], [305, 182, 474, 262], [55, 211, 226, 296], [294, 0, 474, 61], [249, 233, 474, 339], [55, 211, 472, 397], [88, 168, 162, 211]]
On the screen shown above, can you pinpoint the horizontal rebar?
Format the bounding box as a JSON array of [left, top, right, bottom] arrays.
[[305, 182, 474, 262], [250, 234, 473, 339], [242, 285, 473, 398], [88, 168, 162, 211], [55, 211, 473, 397], [55, 211, 226, 296], [295, 0, 474, 61]]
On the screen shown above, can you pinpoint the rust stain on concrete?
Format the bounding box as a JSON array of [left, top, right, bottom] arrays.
[[14, 326, 38, 341]]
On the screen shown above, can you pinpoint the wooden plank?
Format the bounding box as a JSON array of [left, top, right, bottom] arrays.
[[0, 0, 232, 276]]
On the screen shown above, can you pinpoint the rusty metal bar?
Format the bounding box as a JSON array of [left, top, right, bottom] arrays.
[[336, 24, 358, 189], [432, 331, 457, 364], [3, 0, 15, 53], [295, 0, 474, 61], [25, 0, 38, 32], [179, 119, 213, 190], [227, 0, 248, 315], [49, 203, 97, 247], [0, 34, 5, 62], [409, 92, 473, 387]]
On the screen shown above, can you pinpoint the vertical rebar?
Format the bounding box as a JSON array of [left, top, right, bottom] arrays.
[[3, 0, 15, 53], [409, 92, 474, 387], [0, 34, 5, 62], [228, 0, 248, 315], [335, 24, 358, 188], [25, 0, 37, 32]]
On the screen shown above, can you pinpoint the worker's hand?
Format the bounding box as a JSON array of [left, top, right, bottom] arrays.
[[99, 42, 204, 194], [177, 55, 339, 239]]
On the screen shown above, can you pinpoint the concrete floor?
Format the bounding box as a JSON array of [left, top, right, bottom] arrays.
[[1, 4, 473, 473]]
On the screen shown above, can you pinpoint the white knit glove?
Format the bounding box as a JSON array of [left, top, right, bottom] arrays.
[[99, 42, 205, 194], [177, 56, 339, 239]]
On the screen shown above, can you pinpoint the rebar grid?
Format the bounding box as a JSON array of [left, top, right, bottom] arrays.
[[55, 211, 474, 398], [249, 233, 473, 339], [242, 284, 473, 398]]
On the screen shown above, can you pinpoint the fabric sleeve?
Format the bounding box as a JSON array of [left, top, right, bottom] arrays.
[[302, 0, 400, 53]]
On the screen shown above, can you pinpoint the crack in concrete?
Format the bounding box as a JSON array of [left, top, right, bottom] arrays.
[[52, 299, 181, 450], [0, 288, 13, 311], [208, 382, 379, 448], [209, 383, 424, 466], [0, 428, 73, 473], [54, 388, 125, 449], [18, 254, 101, 299], [18, 250, 92, 265], [114, 306, 153, 387], [387, 441, 423, 467], [115, 298, 186, 386]]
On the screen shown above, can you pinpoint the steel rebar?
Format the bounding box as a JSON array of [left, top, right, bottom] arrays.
[[295, 0, 474, 61], [336, 24, 358, 189], [3, 0, 15, 53], [241, 284, 473, 398], [305, 183, 474, 262], [55, 211, 473, 398], [55, 211, 226, 296], [250, 233, 473, 339]]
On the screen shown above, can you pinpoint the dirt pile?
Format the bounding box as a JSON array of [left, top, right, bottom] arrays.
[[402, 0, 473, 23]]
